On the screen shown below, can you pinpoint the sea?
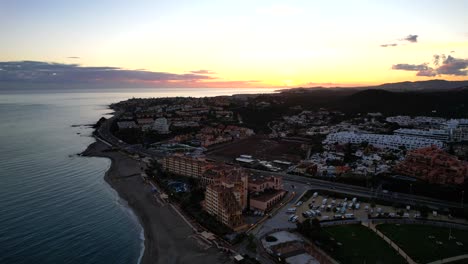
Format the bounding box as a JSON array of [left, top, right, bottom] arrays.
[[0, 88, 276, 264]]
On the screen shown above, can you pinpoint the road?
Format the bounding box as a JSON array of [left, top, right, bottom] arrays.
[[250, 168, 463, 209]]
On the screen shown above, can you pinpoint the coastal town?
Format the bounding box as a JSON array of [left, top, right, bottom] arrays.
[[91, 90, 468, 264]]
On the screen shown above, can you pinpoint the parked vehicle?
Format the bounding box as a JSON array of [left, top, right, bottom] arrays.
[[345, 213, 354, 219]]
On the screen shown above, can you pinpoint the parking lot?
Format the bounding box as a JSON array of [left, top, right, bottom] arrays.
[[253, 187, 468, 239]]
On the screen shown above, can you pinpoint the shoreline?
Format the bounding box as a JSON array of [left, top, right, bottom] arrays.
[[81, 140, 225, 264]]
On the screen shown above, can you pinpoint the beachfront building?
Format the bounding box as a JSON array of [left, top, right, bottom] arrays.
[[201, 165, 250, 230], [395, 146, 468, 185], [161, 155, 211, 178], [204, 184, 246, 230], [323, 131, 444, 150]]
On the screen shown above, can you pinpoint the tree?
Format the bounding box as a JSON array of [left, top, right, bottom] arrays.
[[419, 205, 429, 218], [297, 218, 322, 240], [246, 234, 257, 252]]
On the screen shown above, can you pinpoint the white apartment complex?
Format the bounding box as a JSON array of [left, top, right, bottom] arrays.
[[323, 131, 444, 150], [394, 128, 450, 142], [386, 116, 468, 142]]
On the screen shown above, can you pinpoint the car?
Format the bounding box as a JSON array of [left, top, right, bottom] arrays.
[[345, 213, 354, 219]]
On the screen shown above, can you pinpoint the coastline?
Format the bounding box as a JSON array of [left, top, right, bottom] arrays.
[[81, 141, 225, 264]]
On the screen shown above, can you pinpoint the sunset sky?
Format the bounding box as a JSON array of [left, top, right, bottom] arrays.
[[1, 0, 467, 88]]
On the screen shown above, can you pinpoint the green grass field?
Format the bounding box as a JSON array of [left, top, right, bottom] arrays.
[[320, 224, 406, 264], [376, 224, 468, 263]]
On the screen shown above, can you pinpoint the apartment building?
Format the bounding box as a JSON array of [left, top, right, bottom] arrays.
[[161, 155, 211, 178], [394, 128, 450, 142], [323, 131, 444, 150], [395, 146, 468, 185], [204, 184, 246, 230]]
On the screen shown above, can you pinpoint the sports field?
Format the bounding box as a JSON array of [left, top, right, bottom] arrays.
[[321, 224, 406, 264], [377, 224, 468, 263]]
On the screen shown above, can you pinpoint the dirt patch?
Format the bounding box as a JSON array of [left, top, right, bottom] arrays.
[[207, 136, 304, 163]]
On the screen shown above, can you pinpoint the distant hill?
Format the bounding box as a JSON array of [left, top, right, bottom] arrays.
[[265, 85, 468, 118], [281, 80, 468, 93], [374, 80, 468, 92], [334, 88, 468, 117]]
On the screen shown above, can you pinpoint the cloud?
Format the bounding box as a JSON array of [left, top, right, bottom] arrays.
[[392, 54, 468, 77], [380, 43, 398, 48], [380, 34, 418, 48], [190, 70, 216, 74], [437, 55, 468, 76], [392, 63, 430, 71], [402, 34, 418, 43], [0, 61, 212, 85], [416, 69, 437, 77], [0, 61, 266, 88], [67, 56, 80, 59]]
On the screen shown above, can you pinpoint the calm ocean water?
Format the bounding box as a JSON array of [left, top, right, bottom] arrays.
[[0, 88, 275, 264]]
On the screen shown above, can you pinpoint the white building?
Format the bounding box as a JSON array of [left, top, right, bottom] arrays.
[[394, 128, 450, 142], [446, 119, 468, 142], [152, 117, 170, 134], [386, 116, 445, 127], [117, 121, 137, 130], [323, 131, 444, 150]]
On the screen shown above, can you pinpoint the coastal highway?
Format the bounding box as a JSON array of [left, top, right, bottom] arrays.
[[95, 111, 165, 158], [95, 112, 463, 211]]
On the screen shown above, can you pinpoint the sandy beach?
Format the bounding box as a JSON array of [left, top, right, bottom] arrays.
[[82, 141, 230, 264]]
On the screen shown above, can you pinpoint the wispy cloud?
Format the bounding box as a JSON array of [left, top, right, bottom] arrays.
[[380, 43, 398, 48], [189, 69, 216, 74], [402, 34, 418, 43], [392, 54, 468, 77], [380, 34, 418, 47], [67, 56, 80, 59], [392, 63, 429, 71]]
